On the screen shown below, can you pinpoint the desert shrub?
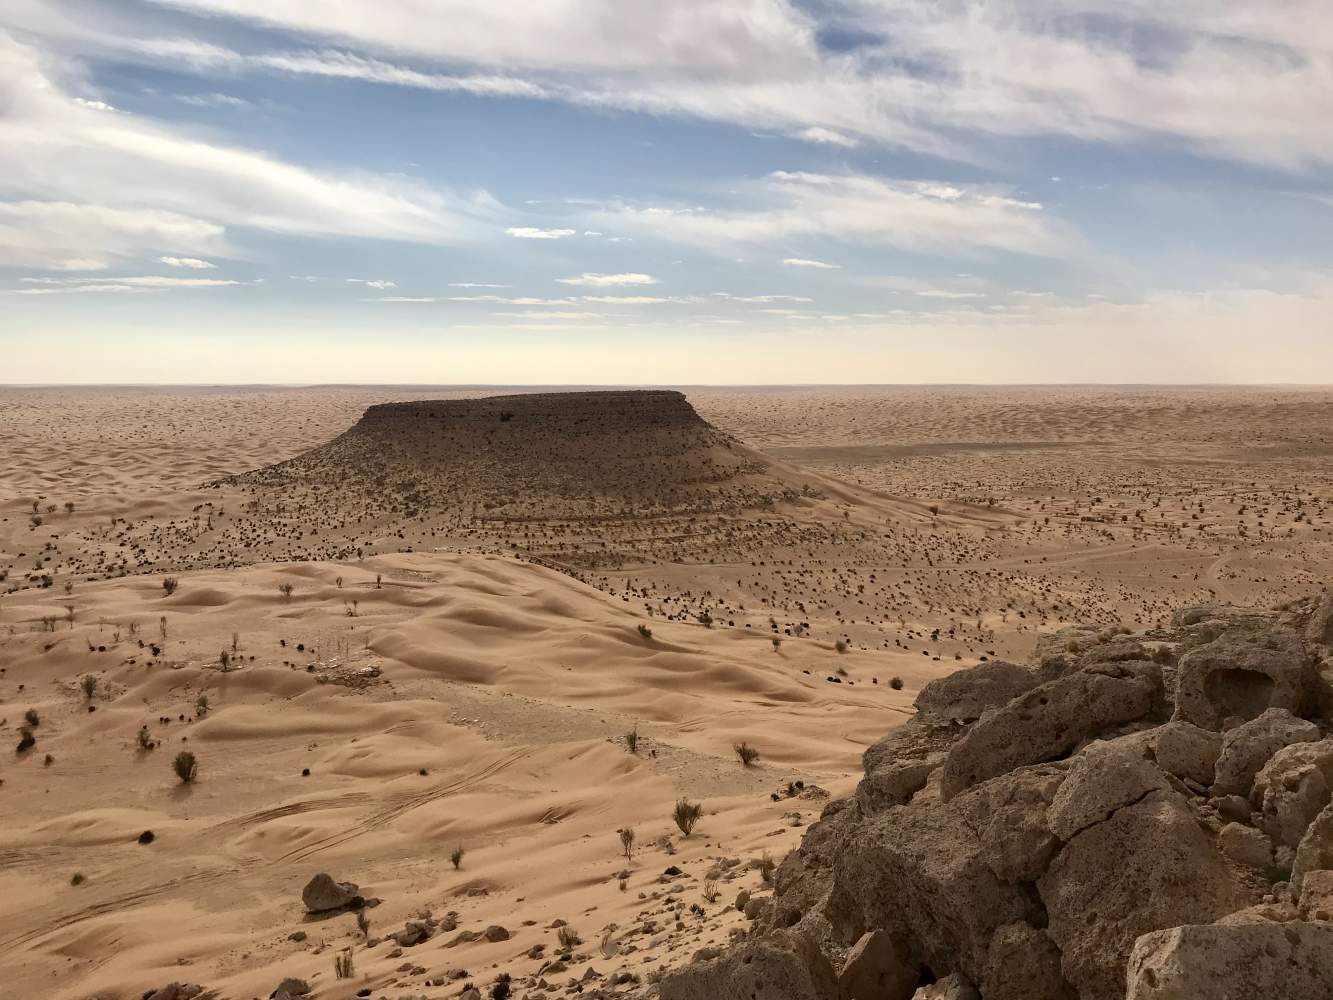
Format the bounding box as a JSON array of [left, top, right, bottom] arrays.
[[24, 708, 39, 726], [889, 676, 904, 690], [333, 947, 354, 979], [70, 872, 85, 886], [80, 674, 97, 698], [173, 750, 197, 783], [771, 637, 781, 651], [637, 624, 652, 640], [753, 851, 776, 883], [137, 725, 154, 750], [450, 845, 465, 870], [835, 639, 847, 653], [278, 582, 294, 600], [558, 925, 581, 950], [491, 973, 512, 1000], [195, 693, 209, 715], [673, 798, 703, 836], [702, 879, 719, 903], [162, 577, 178, 597], [17, 727, 35, 753], [734, 742, 760, 767], [356, 909, 370, 938], [618, 827, 635, 861], [625, 727, 639, 754]]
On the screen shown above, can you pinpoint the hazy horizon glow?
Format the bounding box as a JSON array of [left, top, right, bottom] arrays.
[[2, 1, 1332, 383]]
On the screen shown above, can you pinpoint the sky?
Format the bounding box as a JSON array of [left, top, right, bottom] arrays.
[[2, 0, 1332, 384]]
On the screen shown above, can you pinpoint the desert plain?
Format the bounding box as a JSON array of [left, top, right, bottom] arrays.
[[3, 384, 1333, 1000]]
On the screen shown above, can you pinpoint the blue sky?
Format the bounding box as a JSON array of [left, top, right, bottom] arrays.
[[2, 0, 1331, 383]]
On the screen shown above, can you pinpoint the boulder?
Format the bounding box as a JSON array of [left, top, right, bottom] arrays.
[[953, 763, 1065, 882], [981, 922, 1075, 1000], [1217, 822, 1273, 869], [838, 929, 917, 1000], [1307, 594, 1333, 646], [831, 795, 1040, 984], [1046, 743, 1169, 841], [1175, 630, 1314, 731], [301, 872, 361, 913], [1038, 791, 1247, 1000], [856, 755, 943, 814], [270, 978, 310, 1000], [1126, 921, 1333, 999], [1211, 708, 1319, 798], [1151, 721, 1222, 786], [1294, 800, 1333, 887], [658, 930, 838, 1000], [146, 987, 204, 1000], [391, 920, 431, 946], [483, 924, 510, 942], [1299, 868, 1333, 921], [1254, 738, 1333, 847], [940, 660, 1159, 800], [913, 973, 980, 1000], [913, 661, 1035, 723]]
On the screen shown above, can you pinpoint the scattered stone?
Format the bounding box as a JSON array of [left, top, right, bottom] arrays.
[[301, 872, 361, 913]]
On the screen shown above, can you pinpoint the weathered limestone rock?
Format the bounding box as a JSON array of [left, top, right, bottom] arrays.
[[1294, 800, 1333, 887], [1217, 822, 1274, 869], [301, 872, 361, 913], [838, 929, 917, 1000], [981, 922, 1076, 1000], [1298, 868, 1333, 921], [1211, 708, 1319, 797], [1175, 631, 1314, 731], [913, 661, 1035, 723], [831, 796, 1040, 985], [658, 930, 838, 1000], [856, 755, 944, 814], [1254, 739, 1333, 847], [940, 661, 1159, 800], [1307, 594, 1333, 646], [954, 763, 1065, 882], [1047, 743, 1170, 841], [1038, 791, 1247, 1000], [1126, 922, 1333, 999], [1152, 721, 1222, 786]]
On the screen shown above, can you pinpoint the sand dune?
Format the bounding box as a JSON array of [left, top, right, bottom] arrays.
[[3, 385, 1333, 998]]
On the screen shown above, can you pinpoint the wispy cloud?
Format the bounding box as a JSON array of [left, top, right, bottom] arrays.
[[158, 255, 215, 269], [783, 257, 839, 269], [346, 278, 398, 289], [505, 227, 576, 239], [599, 173, 1067, 257], [555, 272, 658, 287]]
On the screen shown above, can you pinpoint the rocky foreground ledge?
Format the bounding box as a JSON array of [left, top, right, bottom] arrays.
[[654, 596, 1333, 1000]]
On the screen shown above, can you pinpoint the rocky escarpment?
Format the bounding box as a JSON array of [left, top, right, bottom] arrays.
[[655, 594, 1333, 1000]]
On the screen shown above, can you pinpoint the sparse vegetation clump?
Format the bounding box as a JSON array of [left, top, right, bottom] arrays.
[[618, 826, 635, 861], [734, 741, 760, 767], [673, 798, 703, 836], [889, 676, 905, 690], [161, 577, 178, 597], [624, 726, 639, 754], [137, 725, 154, 750], [24, 708, 39, 727], [195, 693, 209, 715], [278, 582, 295, 600], [450, 845, 465, 870], [172, 750, 197, 783], [80, 674, 97, 699], [333, 947, 354, 979], [637, 623, 652, 640], [753, 851, 776, 883], [17, 727, 36, 754]]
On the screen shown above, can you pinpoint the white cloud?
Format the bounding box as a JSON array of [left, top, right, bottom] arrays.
[[345, 278, 398, 289], [448, 282, 510, 288], [782, 257, 839, 269], [493, 310, 608, 320], [158, 255, 215, 268], [72, 97, 116, 112], [0, 31, 491, 268], [555, 272, 657, 287], [580, 295, 678, 304], [48, 257, 109, 271], [916, 290, 985, 299], [601, 173, 1067, 257], [505, 227, 576, 239], [714, 292, 812, 303], [364, 295, 440, 302], [97, 0, 1333, 170]]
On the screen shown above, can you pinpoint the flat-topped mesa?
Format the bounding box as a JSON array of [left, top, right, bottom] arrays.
[[223, 390, 794, 526]]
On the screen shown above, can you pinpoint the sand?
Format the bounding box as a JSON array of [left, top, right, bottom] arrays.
[[2, 384, 1332, 999]]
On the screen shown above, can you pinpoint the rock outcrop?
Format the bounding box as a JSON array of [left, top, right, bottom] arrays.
[[654, 596, 1333, 1000]]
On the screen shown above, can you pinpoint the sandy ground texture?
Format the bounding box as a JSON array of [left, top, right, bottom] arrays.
[[2, 384, 1333, 999]]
